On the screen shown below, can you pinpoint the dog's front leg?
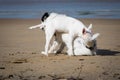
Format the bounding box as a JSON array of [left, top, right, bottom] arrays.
[[67, 35, 74, 56]]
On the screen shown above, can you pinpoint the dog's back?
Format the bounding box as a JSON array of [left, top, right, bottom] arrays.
[[45, 13, 87, 36]]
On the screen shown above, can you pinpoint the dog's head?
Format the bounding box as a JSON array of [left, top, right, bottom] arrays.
[[82, 24, 100, 49]]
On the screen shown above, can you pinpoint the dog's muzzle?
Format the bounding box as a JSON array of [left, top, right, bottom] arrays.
[[85, 43, 96, 50]]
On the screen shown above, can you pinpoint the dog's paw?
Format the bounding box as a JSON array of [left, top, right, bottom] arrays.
[[41, 51, 45, 54], [53, 51, 57, 54], [67, 51, 74, 56], [41, 51, 48, 56]]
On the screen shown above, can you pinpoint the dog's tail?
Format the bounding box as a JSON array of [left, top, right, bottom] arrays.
[[29, 24, 42, 29]]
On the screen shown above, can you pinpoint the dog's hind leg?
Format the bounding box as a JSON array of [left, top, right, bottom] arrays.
[[43, 30, 55, 56], [48, 33, 65, 54], [56, 42, 65, 53], [41, 39, 59, 54]]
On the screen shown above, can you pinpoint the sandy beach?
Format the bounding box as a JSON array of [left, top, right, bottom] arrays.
[[0, 19, 120, 80]]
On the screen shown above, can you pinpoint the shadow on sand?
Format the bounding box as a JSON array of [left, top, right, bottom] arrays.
[[97, 49, 120, 56]]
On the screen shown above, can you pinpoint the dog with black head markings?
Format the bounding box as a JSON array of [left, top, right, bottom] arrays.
[[29, 12, 96, 56], [29, 22, 100, 56]]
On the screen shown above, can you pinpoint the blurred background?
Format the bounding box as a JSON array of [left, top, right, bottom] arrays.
[[0, 0, 120, 19]]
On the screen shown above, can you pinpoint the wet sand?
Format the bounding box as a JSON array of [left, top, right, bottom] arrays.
[[0, 19, 120, 80]]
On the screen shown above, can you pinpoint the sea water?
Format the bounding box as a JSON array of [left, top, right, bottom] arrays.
[[0, 1, 120, 19]]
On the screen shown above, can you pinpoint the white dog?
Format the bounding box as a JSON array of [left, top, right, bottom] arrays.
[[46, 24, 100, 56], [29, 12, 99, 56], [70, 33, 99, 55]]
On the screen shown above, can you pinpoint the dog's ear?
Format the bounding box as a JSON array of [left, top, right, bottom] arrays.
[[41, 12, 49, 22], [82, 28, 86, 35], [88, 24, 92, 30], [91, 33, 100, 40]]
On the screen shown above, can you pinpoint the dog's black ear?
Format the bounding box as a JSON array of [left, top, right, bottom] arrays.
[[41, 12, 49, 22], [82, 28, 86, 35]]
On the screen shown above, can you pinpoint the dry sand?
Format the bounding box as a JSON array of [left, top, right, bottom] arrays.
[[0, 19, 120, 80]]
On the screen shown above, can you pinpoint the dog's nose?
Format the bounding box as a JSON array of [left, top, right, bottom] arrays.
[[42, 27, 44, 30]]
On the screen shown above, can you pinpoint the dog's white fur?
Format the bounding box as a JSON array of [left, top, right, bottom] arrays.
[[73, 34, 99, 55], [29, 13, 99, 56], [29, 23, 100, 56], [44, 24, 100, 56]]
